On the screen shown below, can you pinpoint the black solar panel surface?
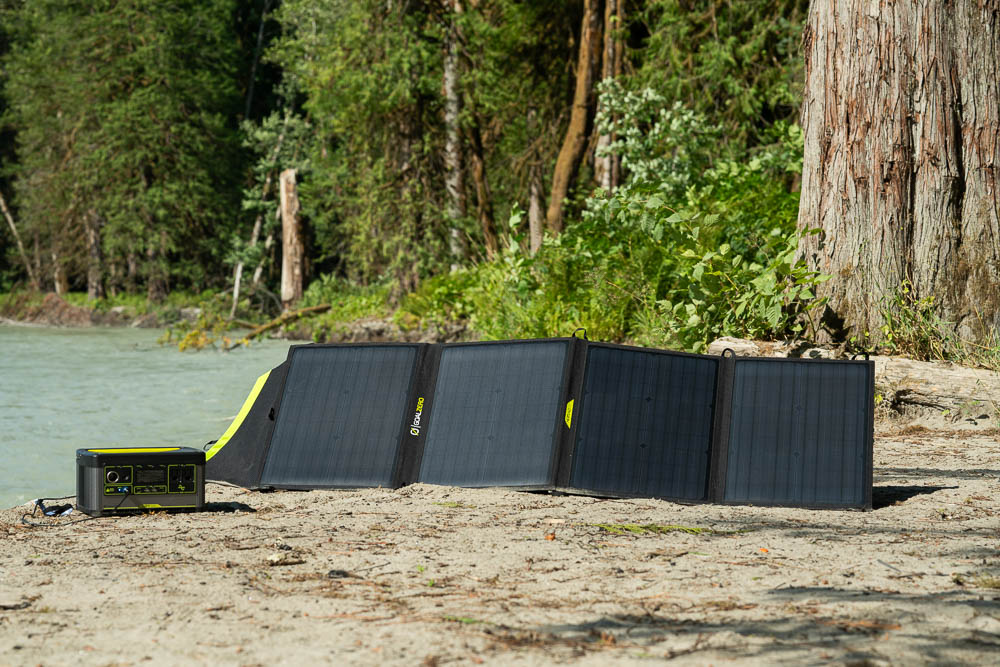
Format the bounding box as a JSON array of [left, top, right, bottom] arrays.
[[418, 341, 568, 487], [260, 345, 417, 488], [724, 359, 870, 507], [206, 361, 288, 488], [570, 346, 716, 500]]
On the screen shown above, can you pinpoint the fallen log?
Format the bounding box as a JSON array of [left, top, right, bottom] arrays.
[[225, 304, 330, 351], [874, 357, 1000, 420]]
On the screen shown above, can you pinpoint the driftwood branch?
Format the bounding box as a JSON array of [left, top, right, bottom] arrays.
[[225, 304, 330, 350]]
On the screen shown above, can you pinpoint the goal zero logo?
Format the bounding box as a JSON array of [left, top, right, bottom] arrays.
[[409, 397, 425, 436]]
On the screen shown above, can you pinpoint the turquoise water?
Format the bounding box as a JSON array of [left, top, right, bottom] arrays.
[[0, 325, 294, 509]]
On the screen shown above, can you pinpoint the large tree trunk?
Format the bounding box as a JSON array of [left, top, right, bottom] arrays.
[[279, 168, 304, 310], [545, 0, 603, 234], [798, 0, 1000, 345]]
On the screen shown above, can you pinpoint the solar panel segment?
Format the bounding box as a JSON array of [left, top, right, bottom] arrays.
[[723, 358, 872, 508], [417, 340, 570, 487], [259, 344, 420, 488], [568, 345, 717, 500]]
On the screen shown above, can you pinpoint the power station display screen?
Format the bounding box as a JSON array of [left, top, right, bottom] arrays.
[[136, 468, 166, 485]]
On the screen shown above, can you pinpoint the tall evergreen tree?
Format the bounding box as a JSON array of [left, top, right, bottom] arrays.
[[3, 0, 244, 297]]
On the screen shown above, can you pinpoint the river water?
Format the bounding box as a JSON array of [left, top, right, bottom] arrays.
[[0, 325, 294, 509]]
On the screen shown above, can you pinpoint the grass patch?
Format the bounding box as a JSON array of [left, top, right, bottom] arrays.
[[433, 501, 476, 509], [975, 575, 1000, 590], [442, 615, 489, 625], [593, 523, 712, 536]]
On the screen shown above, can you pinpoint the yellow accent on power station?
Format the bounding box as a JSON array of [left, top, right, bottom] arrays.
[[87, 447, 181, 453], [565, 399, 574, 428], [205, 370, 271, 461]]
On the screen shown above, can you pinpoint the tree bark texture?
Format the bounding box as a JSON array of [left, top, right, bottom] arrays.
[[546, 0, 603, 234], [279, 168, 304, 310], [798, 0, 1000, 344]]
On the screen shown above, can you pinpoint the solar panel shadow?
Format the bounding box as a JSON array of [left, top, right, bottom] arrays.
[[259, 344, 420, 488], [417, 340, 571, 488], [567, 344, 717, 500], [722, 358, 873, 509]]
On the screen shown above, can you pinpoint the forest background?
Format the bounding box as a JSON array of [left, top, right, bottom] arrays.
[[0, 0, 991, 364]]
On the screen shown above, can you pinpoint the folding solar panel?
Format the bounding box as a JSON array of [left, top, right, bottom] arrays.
[[566, 344, 718, 501], [259, 344, 421, 488], [416, 340, 571, 487], [204, 337, 874, 510], [720, 358, 873, 509]]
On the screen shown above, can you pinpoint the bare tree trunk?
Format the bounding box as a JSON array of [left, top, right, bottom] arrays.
[[0, 190, 40, 290], [85, 211, 105, 300], [595, 0, 622, 191], [545, 0, 603, 234], [51, 250, 69, 296], [244, 0, 273, 121], [468, 122, 498, 259], [126, 251, 138, 293], [528, 161, 545, 255], [798, 0, 1000, 345], [443, 0, 467, 268], [279, 168, 304, 310], [146, 232, 168, 303], [251, 220, 275, 288], [231, 118, 288, 318]]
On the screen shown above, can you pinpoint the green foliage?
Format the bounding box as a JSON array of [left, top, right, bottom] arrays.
[[3, 0, 244, 294], [412, 86, 824, 351], [396, 270, 477, 330], [637, 0, 808, 150], [864, 282, 1000, 371]]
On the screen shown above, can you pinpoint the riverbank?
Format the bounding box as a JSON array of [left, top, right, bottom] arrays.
[[0, 291, 215, 329], [0, 291, 469, 345], [2, 416, 999, 665]]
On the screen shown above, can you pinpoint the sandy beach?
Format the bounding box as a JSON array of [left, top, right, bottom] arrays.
[[2, 399, 999, 665]]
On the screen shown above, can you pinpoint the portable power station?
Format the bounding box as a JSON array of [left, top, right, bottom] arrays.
[[76, 447, 205, 517]]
